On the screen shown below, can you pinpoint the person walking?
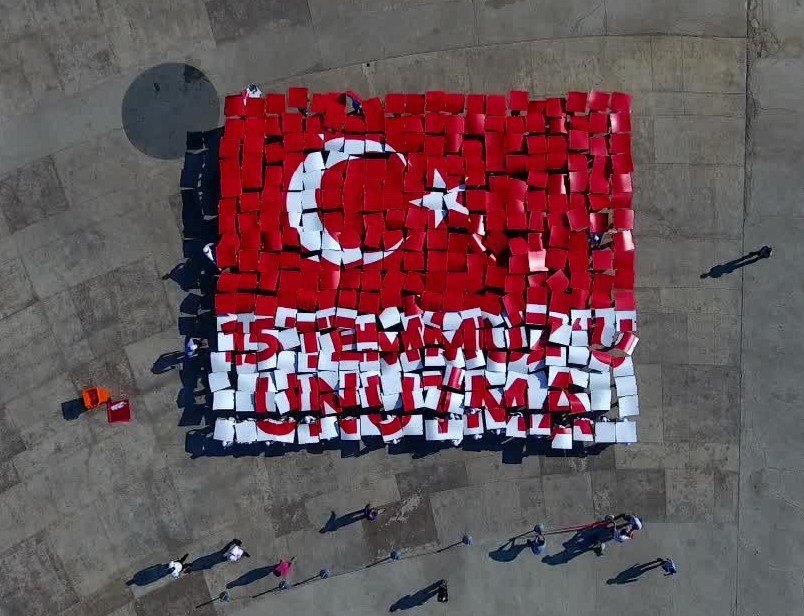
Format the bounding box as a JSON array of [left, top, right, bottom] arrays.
[[274, 557, 295, 577], [527, 525, 547, 555], [755, 245, 772, 259], [168, 554, 190, 578], [223, 539, 250, 562], [607, 513, 642, 543], [364, 503, 379, 522], [436, 579, 449, 603], [660, 557, 678, 576]]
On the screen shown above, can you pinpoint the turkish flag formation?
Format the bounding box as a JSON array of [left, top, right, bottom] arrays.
[[210, 88, 639, 448]]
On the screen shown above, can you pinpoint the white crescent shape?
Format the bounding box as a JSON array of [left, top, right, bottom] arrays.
[[286, 139, 406, 266]]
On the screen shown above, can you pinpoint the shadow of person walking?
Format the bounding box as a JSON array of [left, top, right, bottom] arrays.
[[488, 537, 531, 562], [226, 564, 280, 589], [151, 351, 184, 374], [541, 525, 611, 565], [389, 580, 445, 612], [606, 559, 666, 584], [184, 547, 229, 573], [700, 246, 772, 278], [319, 508, 369, 533], [126, 563, 172, 586]]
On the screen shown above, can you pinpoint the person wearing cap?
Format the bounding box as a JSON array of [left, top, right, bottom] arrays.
[[612, 513, 642, 542], [202, 242, 217, 266]]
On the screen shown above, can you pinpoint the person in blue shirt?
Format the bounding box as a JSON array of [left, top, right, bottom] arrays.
[[184, 336, 200, 358], [660, 558, 678, 576], [527, 524, 546, 555]]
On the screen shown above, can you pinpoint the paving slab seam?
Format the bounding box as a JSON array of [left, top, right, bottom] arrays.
[[735, 1, 752, 614]]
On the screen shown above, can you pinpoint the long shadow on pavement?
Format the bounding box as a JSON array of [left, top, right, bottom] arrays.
[[389, 581, 444, 612], [606, 559, 665, 584], [226, 564, 279, 589], [542, 526, 611, 565], [488, 537, 531, 562], [126, 564, 172, 587]]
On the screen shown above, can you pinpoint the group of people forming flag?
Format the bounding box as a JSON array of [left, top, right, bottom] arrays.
[[206, 85, 640, 450]]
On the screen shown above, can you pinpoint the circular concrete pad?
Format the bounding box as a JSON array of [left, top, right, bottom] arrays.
[[122, 63, 220, 159]]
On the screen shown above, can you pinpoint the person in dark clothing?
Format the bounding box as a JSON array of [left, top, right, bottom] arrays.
[[436, 579, 449, 603], [364, 503, 379, 521]]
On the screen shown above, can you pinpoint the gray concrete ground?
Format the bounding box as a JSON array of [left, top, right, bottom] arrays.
[[0, 1, 801, 615]]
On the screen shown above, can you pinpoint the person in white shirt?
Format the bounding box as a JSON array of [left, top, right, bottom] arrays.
[[168, 554, 190, 577], [610, 513, 642, 542], [244, 83, 262, 98], [202, 242, 216, 266], [222, 539, 250, 562], [184, 336, 199, 358]]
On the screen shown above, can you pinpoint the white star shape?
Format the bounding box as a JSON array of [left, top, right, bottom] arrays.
[[409, 170, 468, 227]]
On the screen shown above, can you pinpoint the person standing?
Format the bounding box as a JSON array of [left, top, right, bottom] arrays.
[[202, 242, 216, 266], [184, 336, 200, 359]]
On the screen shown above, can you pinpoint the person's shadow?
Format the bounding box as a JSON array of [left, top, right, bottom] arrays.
[[226, 564, 279, 589], [319, 509, 367, 533], [542, 526, 610, 565], [186, 547, 229, 573], [606, 559, 665, 584], [126, 563, 172, 586], [389, 581, 443, 612], [488, 537, 530, 562], [162, 261, 202, 292], [700, 249, 769, 278], [152, 351, 184, 374]]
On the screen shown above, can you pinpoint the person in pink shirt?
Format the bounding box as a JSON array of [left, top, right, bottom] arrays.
[[274, 557, 295, 577]]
